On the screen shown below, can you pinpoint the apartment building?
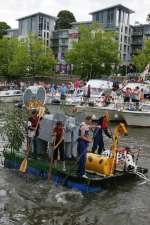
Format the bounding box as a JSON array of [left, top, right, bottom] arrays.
[[15, 12, 56, 47], [6, 28, 19, 38], [90, 4, 134, 64], [6, 4, 150, 66], [131, 24, 150, 55]]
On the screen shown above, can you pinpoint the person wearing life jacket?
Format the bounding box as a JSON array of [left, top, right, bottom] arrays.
[[91, 112, 112, 155], [77, 116, 92, 178]]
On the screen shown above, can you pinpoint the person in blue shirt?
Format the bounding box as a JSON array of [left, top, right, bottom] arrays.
[[50, 84, 56, 96], [60, 83, 67, 100]]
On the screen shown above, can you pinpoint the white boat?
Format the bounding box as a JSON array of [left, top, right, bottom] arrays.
[[45, 88, 84, 105], [118, 103, 150, 127], [46, 94, 60, 105], [77, 102, 150, 127], [76, 104, 122, 121], [0, 90, 23, 103]]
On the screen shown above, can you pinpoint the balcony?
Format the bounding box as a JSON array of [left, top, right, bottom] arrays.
[[132, 31, 143, 36], [132, 41, 143, 45]]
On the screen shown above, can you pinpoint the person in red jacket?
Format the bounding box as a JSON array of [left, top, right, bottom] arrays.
[[52, 121, 65, 170]]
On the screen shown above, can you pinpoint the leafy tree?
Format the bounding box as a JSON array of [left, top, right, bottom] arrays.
[[65, 23, 119, 79], [0, 21, 10, 38], [0, 38, 18, 77], [132, 40, 150, 72], [27, 34, 56, 76], [55, 10, 76, 30], [0, 35, 56, 78], [8, 40, 30, 78], [0, 107, 27, 154], [132, 51, 147, 72]]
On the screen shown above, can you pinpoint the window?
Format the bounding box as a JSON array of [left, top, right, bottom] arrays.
[[125, 26, 128, 34], [62, 46, 68, 52], [47, 21, 49, 30], [120, 35, 122, 42], [44, 19, 46, 30], [124, 36, 128, 43], [123, 54, 126, 61], [47, 32, 49, 38], [118, 9, 121, 24], [99, 12, 103, 24], [39, 15, 43, 36], [95, 13, 99, 22], [107, 10, 114, 25], [124, 45, 127, 52]]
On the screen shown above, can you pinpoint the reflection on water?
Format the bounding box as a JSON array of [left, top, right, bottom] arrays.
[[0, 103, 150, 225]]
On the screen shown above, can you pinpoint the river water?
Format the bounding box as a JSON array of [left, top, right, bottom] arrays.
[[0, 104, 150, 225]]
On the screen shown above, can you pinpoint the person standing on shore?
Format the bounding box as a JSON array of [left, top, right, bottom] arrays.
[[60, 83, 67, 100]]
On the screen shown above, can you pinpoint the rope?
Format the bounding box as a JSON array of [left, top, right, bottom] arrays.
[[135, 171, 150, 184]]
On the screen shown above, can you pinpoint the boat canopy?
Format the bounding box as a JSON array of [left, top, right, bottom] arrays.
[[86, 79, 113, 89]]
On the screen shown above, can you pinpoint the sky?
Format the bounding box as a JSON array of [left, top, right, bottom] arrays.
[[0, 0, 150, 28]]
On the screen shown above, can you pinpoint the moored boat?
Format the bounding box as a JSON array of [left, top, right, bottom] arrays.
[[76, 101, 150, 127], [117, 103, 150, 127], [76, 104, 123, 122], [0, 89, 23, 103]]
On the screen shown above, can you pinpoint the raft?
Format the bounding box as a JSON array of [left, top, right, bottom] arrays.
[[3, 151, 148, 193]]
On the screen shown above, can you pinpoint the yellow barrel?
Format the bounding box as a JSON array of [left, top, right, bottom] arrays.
[[85, 153, 113, 176]]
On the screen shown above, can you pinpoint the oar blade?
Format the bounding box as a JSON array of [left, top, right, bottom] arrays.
[[19, 158, 28, 173]]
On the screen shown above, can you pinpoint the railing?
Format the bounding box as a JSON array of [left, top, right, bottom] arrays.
[[79, 96, 150, 112], [113, 101, 150, 111]]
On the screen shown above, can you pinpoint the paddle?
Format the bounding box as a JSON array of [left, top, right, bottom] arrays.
[[48, 129, 64, 181], [19, 106, 45, 173], [48, 142, 54, 181]]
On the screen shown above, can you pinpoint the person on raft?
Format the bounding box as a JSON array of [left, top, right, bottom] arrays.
[[52, 121, 66, 171], [91, 112, 112, 155], [77, 116, 92, 178], [27, 108, 39, 159]]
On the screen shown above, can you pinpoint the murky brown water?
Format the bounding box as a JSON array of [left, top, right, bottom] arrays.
[[0, 103, 150, 225]]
